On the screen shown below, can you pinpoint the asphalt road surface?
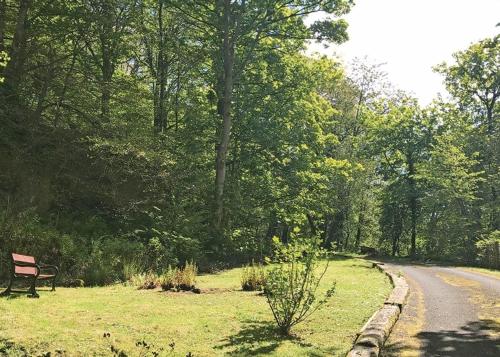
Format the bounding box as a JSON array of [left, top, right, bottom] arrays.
[[382, 264, 500, 357]]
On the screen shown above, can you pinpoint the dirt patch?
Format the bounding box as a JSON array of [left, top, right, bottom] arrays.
[[199, 287, 236, 294]]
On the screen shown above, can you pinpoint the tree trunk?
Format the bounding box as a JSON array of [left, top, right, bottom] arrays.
[[0, 0, 6, 53], [214, 0, 235, 233], [391, 209, 402, 257], [101, 56, 112, 121], [154, 0, 166, 132], [3, 0, 32, 99], [306, 213, 316, 235], [281, 224, 289, 244], [354, 210, 364, 251], [34, 66, 52, 120], [265, 211, 278, 241], [343, 209, 350, 250], [408, 157, 417, 258], [99, 2, 115, 122]]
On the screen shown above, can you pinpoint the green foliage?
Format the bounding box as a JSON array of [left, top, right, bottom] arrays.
[[0, 0, 497, 283], [122, 259, 143, 282], [0, 51, 8, 83], [264, 232, 336, 335], [241, 261, 266, 291], [476, 231, 500, 269]]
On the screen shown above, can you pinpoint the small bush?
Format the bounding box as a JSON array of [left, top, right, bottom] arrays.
[[160, 262, 198, 292], [130, 271, 160, 289], [159, 266, 177, 291], [177, 261, 197, 290], [265, 233, 335, 335], [241, 261, 266, 291]]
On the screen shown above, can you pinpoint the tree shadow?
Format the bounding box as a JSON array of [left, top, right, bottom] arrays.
[[383, 319, 500, 357], [214, 320, 327, 356], [0, 338, 29, 356], [328, 254, 353, 261], [0, 293, 22, 300]]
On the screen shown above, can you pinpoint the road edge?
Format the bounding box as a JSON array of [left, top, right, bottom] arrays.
[[347, 262, 409, 357]]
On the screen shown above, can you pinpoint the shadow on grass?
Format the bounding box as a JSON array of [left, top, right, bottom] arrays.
[[0, 338, 29, 356], [214, 320, 335, 356], [383, 319, 500, 357], [0, 293, 22, 300], [328, 254, 354, 261]]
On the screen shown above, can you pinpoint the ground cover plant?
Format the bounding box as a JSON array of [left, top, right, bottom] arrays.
[[0, 257, 391, 356]]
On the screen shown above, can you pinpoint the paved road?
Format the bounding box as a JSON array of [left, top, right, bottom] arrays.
[[382, 264, 500, 357]]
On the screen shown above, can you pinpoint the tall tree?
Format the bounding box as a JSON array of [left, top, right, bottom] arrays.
[[435, 36, 499, 234], [368, 97, 431, 257]]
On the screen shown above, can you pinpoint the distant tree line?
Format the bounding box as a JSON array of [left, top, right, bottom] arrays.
[[0, 1, 498, 284]]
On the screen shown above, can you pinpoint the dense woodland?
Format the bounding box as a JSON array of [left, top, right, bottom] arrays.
[[0, 0, 498, 285]]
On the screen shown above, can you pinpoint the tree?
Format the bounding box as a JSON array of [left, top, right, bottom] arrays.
[[435, 36, 499, 250], [368, 96, 431, 257], [169, 0, 353, 240]]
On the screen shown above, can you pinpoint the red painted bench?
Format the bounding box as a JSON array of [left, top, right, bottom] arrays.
[[1, 253, 59, 298]]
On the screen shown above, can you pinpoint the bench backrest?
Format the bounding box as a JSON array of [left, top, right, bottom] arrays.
[[12, 253, 37, 276]]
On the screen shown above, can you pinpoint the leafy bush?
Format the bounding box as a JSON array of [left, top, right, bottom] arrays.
[[241, 261, 266, 291], [264, 233, 336, 335]]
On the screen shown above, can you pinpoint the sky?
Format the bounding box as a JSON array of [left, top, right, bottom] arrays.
[[308, 0, 500, 105]]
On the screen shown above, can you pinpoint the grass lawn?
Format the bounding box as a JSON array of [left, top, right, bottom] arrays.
[[459, 266, 500, 279], [0, 257, 391, 356]]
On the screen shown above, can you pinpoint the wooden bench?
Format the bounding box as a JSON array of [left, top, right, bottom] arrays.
[[1, 253, 59, 298]]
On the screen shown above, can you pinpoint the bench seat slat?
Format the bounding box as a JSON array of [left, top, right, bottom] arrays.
[[38, 274, 56, 279]]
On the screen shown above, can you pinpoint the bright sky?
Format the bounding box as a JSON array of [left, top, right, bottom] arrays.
[[308, 0, 500, 105]]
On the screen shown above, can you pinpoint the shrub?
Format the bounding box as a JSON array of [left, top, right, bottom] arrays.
[[129, 271, 160, 289], [264, 233, 336, 335], [241, 261, 266, 291], [160, 261, 198, 292], [159, 266, 177, 291], [177, 261, 197, 290]]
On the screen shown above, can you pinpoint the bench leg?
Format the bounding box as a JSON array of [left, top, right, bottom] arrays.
[[0, 277, 13, 297], [28, 277, 39, 298], [51, 276, 56, 292]]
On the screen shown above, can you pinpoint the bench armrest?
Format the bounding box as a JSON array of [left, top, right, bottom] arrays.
[[39, 263, 59, 275]]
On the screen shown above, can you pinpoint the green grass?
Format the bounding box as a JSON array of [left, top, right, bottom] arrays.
[[460, 266, 500, 279], [0, 257, 391, 356]]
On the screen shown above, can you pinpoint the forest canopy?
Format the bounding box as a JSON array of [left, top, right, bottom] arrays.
[[0, 0, 498, 285]]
